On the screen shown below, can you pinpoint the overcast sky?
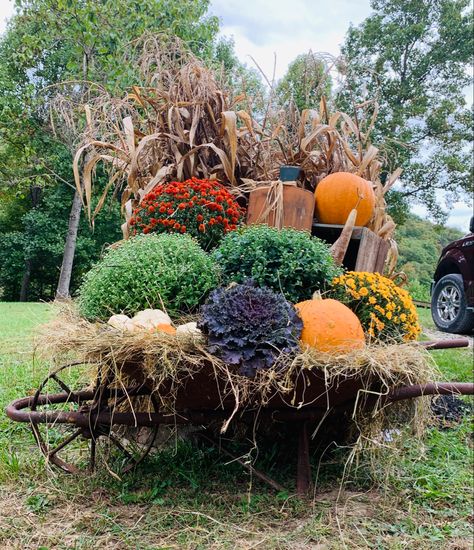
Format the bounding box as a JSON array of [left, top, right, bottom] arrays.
[[208, 0, 372, 80], [0, 0, 472, 230]]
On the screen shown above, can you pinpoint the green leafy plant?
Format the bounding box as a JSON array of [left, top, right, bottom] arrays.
[[77, 234, 219, 320], [213, 225, 341, 303], [199, 279, 303, 377]]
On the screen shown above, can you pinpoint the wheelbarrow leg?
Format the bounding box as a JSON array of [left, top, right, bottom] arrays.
[[197, 432, 287, 493], [296, 421, 312, 496]]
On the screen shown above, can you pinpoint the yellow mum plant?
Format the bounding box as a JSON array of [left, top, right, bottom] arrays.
[[330, 272, 421, 342]]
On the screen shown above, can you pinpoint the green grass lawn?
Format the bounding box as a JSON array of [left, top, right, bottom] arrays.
[[0, 303, 472, 549]]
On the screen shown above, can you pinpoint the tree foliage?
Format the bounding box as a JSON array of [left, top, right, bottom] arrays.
[[396, 213, 463, 300], [0, 0, 243, 301], [338, 0, 473, 220], [0, 183, 122, 301], [277, 52, 332, 111]]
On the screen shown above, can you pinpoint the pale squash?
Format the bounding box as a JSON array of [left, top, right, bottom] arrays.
[[107, 314, 130, 330], [130, 309, 172, 330]]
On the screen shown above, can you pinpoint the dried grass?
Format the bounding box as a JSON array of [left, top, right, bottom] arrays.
[[51, 33, 398, 251]]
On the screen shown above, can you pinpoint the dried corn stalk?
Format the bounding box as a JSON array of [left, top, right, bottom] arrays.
[[56, 34, 399, 247]]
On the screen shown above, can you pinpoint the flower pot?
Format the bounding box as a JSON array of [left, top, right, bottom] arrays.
[[247, 183, 314, 232]]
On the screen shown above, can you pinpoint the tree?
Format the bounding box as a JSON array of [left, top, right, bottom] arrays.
[[0, 182, 122, 301], [277, 52, 332, 111], [0, 0, 223, 300], [395, 212, 463, 299], [338, 0, 473, 221]]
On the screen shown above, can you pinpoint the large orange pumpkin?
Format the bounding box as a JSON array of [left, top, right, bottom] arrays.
[[295, 297, 365, 353], [314, 172, 375, 226]]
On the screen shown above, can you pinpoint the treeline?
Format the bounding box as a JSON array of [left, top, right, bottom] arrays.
[[396, 214, 464, 301]]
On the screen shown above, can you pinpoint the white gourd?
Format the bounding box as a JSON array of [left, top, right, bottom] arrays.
[[131, 309, 172, 330], [107, 314, 131, 330], [176, 322, 202, 336]]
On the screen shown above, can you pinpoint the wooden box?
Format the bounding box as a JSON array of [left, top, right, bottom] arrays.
[[312, 223, 389, 273], [247, 186, 314, 232]]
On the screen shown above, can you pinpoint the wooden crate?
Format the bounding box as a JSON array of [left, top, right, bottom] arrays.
[[312, 223, 390, 273]]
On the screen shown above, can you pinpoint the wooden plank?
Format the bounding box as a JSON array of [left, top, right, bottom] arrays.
[[247, 186, 314, 232], [355, 228, 380, 272], [374, 238, 390, 273], [313, 223, 389, 274]]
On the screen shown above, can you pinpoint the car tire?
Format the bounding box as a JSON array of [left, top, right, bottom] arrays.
[[431, 274, 474, 334]]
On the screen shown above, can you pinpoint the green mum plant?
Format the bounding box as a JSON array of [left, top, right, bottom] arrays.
[[213, 225, 342, 303], [77, 234, 219, 320]]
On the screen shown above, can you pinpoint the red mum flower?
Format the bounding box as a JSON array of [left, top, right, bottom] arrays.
[[133, 178, 245, 245]]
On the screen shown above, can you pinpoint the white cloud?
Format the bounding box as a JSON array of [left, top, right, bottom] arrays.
[[0, 0, 14, 35], [210, 0, 372, 79], [412, 202, 473, 233]]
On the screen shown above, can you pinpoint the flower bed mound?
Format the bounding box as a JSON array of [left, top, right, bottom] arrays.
[[130, 178, 245, 249], [330, 271, 421, 342], [213, 225, 342, 303]]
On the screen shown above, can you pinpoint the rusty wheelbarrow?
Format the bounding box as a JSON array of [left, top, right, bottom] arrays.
[[6, 338, 474, 495]]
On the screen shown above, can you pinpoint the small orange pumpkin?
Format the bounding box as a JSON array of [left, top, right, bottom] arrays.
[[295, 296, 365, 353], [155, 323, 177, 335], [314, 172, 375, 227]]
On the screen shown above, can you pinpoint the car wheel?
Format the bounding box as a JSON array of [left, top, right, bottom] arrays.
[[431, 274, 474, 333]]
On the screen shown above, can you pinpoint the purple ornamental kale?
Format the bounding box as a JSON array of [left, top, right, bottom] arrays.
[[198, 279, 303, 377]]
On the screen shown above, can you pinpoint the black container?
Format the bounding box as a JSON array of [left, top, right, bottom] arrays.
[[279, 165, 300, 182]]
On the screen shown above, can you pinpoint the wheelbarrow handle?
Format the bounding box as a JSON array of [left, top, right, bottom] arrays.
[[388, 382, 474, 402], [421, 338, 470, 349]]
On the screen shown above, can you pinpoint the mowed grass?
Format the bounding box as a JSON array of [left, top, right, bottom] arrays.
[[0, 303, 472, 549]]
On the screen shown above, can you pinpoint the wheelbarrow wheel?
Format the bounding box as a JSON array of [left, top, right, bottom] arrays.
[[30, 363, 159, 475]]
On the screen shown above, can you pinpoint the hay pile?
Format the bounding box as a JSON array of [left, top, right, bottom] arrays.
[[39, 308, 439, 436]]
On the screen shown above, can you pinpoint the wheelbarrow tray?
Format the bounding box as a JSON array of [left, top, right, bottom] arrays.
[[5, 338, 473, 494], [135, 364, 373, 413]]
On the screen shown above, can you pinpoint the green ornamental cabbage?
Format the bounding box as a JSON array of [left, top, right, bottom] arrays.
[[77, 234, 219, 320], [213, 225, 342, 303]]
